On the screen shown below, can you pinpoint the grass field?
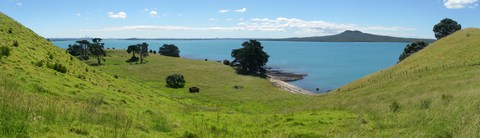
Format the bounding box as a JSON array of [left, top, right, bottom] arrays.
[[2, 12, 480, 137]]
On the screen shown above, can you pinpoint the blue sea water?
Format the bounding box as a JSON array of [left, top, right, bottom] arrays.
[[53, 40, 406, 93]]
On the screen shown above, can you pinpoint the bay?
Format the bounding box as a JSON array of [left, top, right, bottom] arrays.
[[53, 39, 406, 93]]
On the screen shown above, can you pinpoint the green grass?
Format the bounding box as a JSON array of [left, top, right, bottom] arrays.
[[2, 11, 480, 137], [0, 12, 357, 137]]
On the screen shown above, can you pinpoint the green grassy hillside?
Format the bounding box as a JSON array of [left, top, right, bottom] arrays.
[[0, 13, 358, 137], [305, 28, 480, 137], [2, 11, 480, 137]]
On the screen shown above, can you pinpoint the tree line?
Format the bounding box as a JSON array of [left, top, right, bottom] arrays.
[[67, 38, 106, 65]]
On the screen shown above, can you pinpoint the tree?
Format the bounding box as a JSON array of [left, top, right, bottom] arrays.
[[138, 42, 149, 63], [398, 41, 429, 62], [231, 40, 269, 75], [159, 44, 180, 57], [76, 40, 90, 59], [89, 38, 106, 65], [127, 44, 139, 62], [433, 18, 461, 40], [67, 40, 90, 60]]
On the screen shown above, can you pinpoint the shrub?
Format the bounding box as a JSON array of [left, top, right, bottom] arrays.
[[8, 28, 13, 34], [35, 61, 44, 67], [390, 101, 400, 113], [48, 63, 68, 73], [183, 131, 197, 138], [223, 59, 230, 65], [166, 74, 186, 88], [12, 41, 19, 47], [0, 46, 11, 58], [159, 44, 180, 57]]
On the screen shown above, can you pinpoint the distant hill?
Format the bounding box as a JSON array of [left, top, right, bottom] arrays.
[[273, 30, 436, 43]]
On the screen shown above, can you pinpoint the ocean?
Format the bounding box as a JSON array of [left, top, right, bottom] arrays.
[[52, 39, 406, 93]]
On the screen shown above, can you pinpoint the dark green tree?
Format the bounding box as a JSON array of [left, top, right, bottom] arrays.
[[89, 38, 106, 65], [138, 42, 149, 64], [159, 44, 180, 57], [127, 44, 139, 62], [67, 40, 90, 60], [76, 40, 90, 59], [433, 18, 461, 40], [399, 41, 429, 62], [231, 40, 269, 75]]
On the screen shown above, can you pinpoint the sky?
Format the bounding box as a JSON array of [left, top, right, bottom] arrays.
[[1, 0, 479, 39]]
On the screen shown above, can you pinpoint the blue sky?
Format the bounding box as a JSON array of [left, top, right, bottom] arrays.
[[1, 0, 479, 38]]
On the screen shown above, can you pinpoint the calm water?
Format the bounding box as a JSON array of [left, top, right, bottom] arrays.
[[53, 40, 406, 93]]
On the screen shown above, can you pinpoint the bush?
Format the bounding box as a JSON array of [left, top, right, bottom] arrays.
[[0, 46, 11, 58], [223, 59, 230, 65], [166, 74, 186, 88], [390, 101, 400, 113], [35, 61, 44, 67], [159, 44, 180, 57], [8, 28, 13, 34], [47, 63, 68, 73], [12, 41, 19, 47]]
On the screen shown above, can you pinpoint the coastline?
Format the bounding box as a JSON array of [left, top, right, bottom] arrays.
[[267, 75, 316, 95]]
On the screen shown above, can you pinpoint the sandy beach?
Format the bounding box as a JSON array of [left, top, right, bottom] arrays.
[[267, 75, 316, 95]]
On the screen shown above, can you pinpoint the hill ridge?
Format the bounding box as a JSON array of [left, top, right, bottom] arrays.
[[275, 30, 435, 43]]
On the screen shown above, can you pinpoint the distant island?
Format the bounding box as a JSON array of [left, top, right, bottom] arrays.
[[268, 30, 436, 43], [49, 30, 435, 43]]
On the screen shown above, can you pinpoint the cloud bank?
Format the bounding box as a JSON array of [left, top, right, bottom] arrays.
[[444, 0, 478, 9], [80, 17, 414, 37]]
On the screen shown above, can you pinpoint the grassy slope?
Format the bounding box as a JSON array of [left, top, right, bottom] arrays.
[[3, 11, 480, 137], [0, 13, 357, 137], [303, 28, 480, 137]]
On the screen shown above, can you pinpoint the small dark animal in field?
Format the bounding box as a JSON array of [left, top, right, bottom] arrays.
[[189, 87, 200, 93], [204, 59, 208, 61]]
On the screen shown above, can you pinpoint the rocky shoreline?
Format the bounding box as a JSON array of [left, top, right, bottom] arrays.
[[265, 68, 315, 95], [266, 68, 307, 82]]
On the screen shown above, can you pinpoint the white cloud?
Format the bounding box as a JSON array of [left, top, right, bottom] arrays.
[[219, 9, 230, 13], [149, 11, 158, 17], [444, 0, 478, 9], [80, 17, 415, 37], [108, 11, 127, 19], [234, 8, 247, 13], [177, 13, 183, 16], [76, 13, 81, 16], [226, 18, 233, 21], [16, 2, 22, 6]]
